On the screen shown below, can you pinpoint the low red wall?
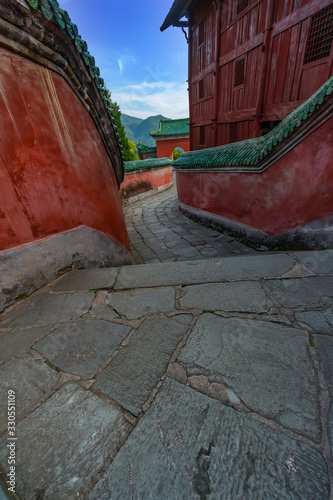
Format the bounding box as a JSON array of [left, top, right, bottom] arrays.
[[156, 138, 190, 159], [0, 46, 130, 252], [176, 117, 333, 235], [120, 166, 173, 199]]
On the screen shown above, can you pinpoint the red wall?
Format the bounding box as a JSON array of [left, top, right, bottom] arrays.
[[176, 117, 333, 235], [121, 166, 173, 197], [156, 138, 190, 159], [0, 47, 130, 252]]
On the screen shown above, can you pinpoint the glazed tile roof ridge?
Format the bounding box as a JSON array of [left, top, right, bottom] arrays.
[[124, 157, 172, 172], [151, 118, 190, 137], [173, 76, 333, 170], [24, 0, 123, 159], [160, 0, 187, 32]]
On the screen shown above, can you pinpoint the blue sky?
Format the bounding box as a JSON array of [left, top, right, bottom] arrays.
[[59, 0, 189, 119]]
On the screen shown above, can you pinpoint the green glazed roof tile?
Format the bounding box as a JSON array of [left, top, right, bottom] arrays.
[[151, 118, 189, 137], [137, 143, 157, 154], [174, 75, 333, 170], [124, 158, 172, 172]]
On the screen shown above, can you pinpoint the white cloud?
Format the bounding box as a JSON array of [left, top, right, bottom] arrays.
[[117, 55, 136, 74], [112, 81, 189, 119]]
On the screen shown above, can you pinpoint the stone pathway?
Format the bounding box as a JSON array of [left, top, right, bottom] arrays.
[[123, 183, 255, 263], [1, 246, 333, 498]]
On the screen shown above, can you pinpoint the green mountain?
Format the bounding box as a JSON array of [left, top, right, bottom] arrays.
[[121, 113, 169, 147], [120, 114, 143, 143]]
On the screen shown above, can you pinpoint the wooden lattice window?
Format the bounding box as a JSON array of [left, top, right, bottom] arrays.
[[234, 58, 245, 87], [230, 123, 238, 143], [237, 0, 249, 15], [304, 6, 333, 64]]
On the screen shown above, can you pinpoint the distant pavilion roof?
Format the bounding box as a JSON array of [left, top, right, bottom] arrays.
[[137, 143, 157, 154], [150, 118, 189, 139], [160, 0, 189, 32]]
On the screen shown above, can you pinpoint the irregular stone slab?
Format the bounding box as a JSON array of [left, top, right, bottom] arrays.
[[106, 288, 175, 319], [90, 378, 329, 500], [179, 315, 320, 440], [293, 250, 333, 274], [89, 303, 119, 320], [180, 281, 272, 312], [0, 326, 49, 365], [296, 309, 333, 335], [0, 293, 95, 329], [313, 335, 333, 455], [95, 314, 192, 415], [266, 276, 333, 309], [0, 476, 13, 499], [53, 268, 119, 292], [33, 320, 131, 379], [0, 383, 131, 499], [0, 354, 60, 434], [114, 254, 296, 289]]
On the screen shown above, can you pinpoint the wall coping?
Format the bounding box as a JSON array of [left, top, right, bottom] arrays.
[[173, 76, 333, 173], [124, 157, 172, 173]]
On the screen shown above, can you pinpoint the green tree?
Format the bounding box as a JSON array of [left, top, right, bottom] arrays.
[[105, 89, 137, 161], [128, 140, 139, 161]]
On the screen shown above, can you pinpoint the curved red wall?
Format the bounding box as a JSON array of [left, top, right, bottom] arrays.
[[156, 138, 190, 159], [0, 47, 130, 252], [176, 118, 333, 235], [121, 166, 173, 196]]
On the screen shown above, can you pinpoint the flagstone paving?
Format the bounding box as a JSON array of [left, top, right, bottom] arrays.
[[0, 247, 332, 499], [123, 183, 255, 263]]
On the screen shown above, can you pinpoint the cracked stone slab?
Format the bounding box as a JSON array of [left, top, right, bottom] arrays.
[[178, 315, 320, 440], [53, 268, 119, 292], [0, 293, 95, 329], [180, 281, 272, 313], [293, 250, 333, 274], [0, 326, 49, 365], [296, 309, 333, 335], [114, 254, 297, 289], [33, 320, 131, 379], [313, 335, 333, 455], [0, 383, 131, 499], [0, 354, 60, 434], [265, 276, 333, 309], [106, 288, 175, 319], [89, 378, 329, 500], [95, 314, 192, 415]]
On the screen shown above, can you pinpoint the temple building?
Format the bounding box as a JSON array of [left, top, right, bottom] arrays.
[[137, 143, 157, 160], [150, 118, 190, 159], [161, 0, 333, 150]]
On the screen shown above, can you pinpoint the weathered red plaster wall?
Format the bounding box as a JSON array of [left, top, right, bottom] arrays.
[[0, 46, 130, 252], [120, 166, 173, 196], [176, 118, 333, 235], [156, 138, 190, 159]]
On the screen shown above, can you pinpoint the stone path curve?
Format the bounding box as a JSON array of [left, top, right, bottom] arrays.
[[123, 182, 255, 264]]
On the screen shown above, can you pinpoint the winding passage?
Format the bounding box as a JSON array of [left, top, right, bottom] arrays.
[[123, 181, 255, 264]]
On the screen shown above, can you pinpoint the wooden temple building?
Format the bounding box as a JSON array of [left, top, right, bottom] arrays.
[[161, 0, 333, 150]]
